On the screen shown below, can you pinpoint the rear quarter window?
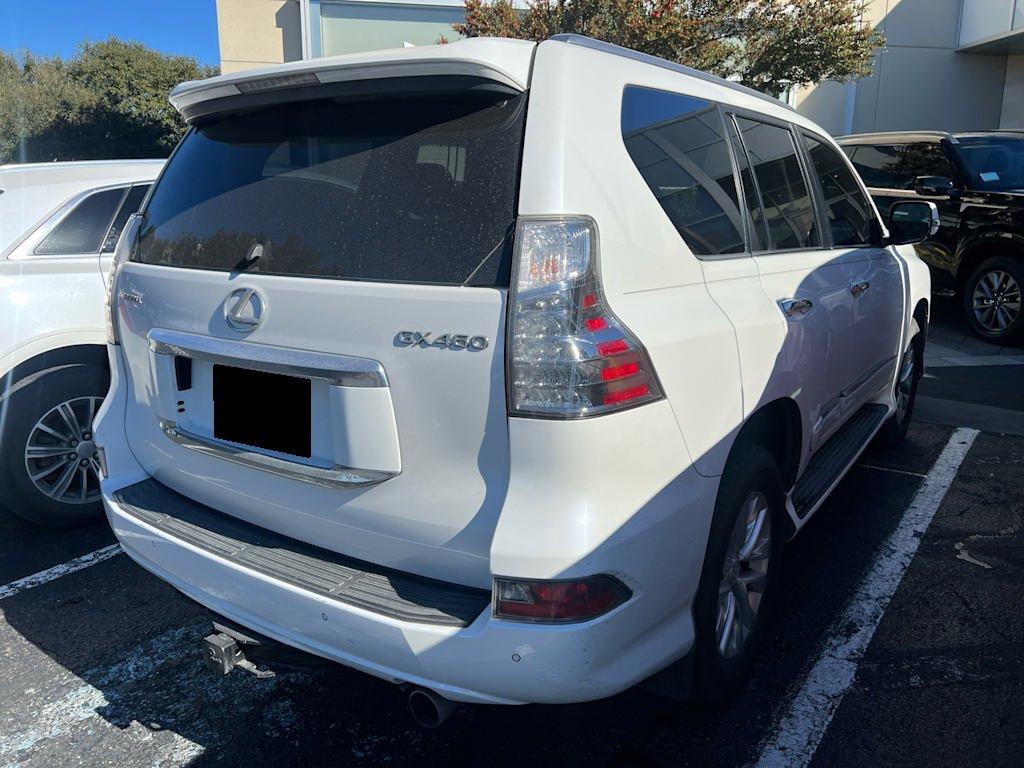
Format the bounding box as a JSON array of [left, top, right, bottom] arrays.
[[621, 85, 746, 257], [137, 90, 527, 287], [35, 187, 126, 256]]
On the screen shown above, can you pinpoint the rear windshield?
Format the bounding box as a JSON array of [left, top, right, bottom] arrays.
[[136, 90, 527, 286]]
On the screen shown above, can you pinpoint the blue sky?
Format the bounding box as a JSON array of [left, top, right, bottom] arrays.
[[1, 0, 220, 66]]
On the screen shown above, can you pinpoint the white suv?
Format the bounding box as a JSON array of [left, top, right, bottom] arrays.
[[97, 36, 933, 714], [0, 159, 162, 527]]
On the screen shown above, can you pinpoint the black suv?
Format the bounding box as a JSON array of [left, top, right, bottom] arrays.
[[838, 131, 1024, 343]]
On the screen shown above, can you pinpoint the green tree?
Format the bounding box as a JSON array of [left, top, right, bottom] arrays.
[[0, 38, 217, 164], [454, 0, 881, 94]]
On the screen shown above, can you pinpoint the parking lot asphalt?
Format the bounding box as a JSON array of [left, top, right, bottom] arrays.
[[1, 309, 1021, 767]]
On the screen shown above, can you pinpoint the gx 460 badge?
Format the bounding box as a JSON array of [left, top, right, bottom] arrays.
[[397, 331, 489, 350]]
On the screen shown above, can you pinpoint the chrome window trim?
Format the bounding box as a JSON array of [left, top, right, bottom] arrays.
[[148, 327, 388, 388], [158, 419, 397, 489]]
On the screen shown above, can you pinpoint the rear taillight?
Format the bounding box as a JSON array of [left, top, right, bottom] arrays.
[[105, 213, 143, 345], [493, 576, 631, 623], [507, 217, 662, 418]]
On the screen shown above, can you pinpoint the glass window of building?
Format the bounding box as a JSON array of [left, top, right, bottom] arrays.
[[310, 0, 465, 57]]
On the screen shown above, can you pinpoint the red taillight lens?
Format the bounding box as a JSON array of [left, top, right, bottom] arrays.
[[493, 576, 631, 623], [603, 384, 651, 405], [601, 362, 640, 381], [508, 217, 663, 418]]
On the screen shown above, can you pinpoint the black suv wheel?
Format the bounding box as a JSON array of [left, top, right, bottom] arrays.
[[963, 257, 1024, 344]]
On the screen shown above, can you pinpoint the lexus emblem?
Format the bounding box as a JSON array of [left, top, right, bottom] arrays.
[[225, 287, 265, 332]]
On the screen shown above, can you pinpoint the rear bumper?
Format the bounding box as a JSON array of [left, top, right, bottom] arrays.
[[104, 478, 701, 705]]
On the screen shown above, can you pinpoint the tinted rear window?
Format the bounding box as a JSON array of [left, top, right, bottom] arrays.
[[735, 117, 819, 251], [137, 91, 527, 286], [36, 187, 125, 255], [621, 86, 745, 256], [103, 184, 150, 252]]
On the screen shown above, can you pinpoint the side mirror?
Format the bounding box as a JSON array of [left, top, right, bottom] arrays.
[[914, 175, 959, 199], [887, 200, 940, 245]]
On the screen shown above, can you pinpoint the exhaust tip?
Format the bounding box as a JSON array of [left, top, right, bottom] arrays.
[[407, 687, 459, 728]]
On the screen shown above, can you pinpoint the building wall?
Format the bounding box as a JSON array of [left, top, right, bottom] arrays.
[[216, 0, 302, 74], [795, 0, 1009, 136], [1002, 54, 1024, 127], [960, 0, 1016, 45]]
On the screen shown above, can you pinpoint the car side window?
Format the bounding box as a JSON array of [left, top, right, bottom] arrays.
[[102, 184, 151, 252], [802, 134, 875, 247], [899, 143, 956, 188], [734, 117, 819, 251], [620, 86, 746, 256], [725, 115, 768, 251], [34, 187, 126, 256], [846, 144, 905, 189]]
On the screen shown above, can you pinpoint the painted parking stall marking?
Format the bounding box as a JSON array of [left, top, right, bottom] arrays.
[[0, 543, 122, 601], [755, 427, 979, 768]]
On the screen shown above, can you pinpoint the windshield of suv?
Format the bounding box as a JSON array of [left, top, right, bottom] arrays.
[[956, 136, 1024, 192], [136, 89, 527, 287]]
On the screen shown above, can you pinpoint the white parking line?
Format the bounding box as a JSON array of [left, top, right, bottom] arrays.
[[0, 544, 122, 601], [755, 427, 979, 768]]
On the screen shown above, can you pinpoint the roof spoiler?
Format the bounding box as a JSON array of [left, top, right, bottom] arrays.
[[168, 40, 535, 123]]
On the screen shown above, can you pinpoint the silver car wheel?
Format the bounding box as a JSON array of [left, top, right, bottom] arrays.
[[716, 490, 771, 659], [895, 342, 916, 425], [972, 269, 1022, 333], [24, 396, 103, 504]]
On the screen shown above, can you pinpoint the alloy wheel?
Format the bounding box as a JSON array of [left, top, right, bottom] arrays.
[[716, 491, 771, 659], [972, 269, 1022, 333], [23, 396, 103, 504], [895, 343, 916, 425]]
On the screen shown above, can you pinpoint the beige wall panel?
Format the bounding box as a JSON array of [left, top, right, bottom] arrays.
[[794, 81, 849, 136], [871, 46, 1005, 130], [861, 0, 890, 30], [219, 59, 285, 75], [1001, 54, 1024, 127], [216, 0, 301, 68]]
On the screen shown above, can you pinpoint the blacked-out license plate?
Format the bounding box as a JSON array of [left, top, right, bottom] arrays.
[[212, 364, 312, 458]]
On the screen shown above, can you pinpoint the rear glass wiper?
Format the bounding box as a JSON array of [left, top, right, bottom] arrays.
[[461, 222, 514, 287]]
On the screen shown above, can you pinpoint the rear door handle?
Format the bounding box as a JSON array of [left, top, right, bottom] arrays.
[[850, 281, 870, 297], [779, 298, 814, 317]]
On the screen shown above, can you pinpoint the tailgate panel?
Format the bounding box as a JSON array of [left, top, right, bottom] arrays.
[[118, 263, 509, 588]]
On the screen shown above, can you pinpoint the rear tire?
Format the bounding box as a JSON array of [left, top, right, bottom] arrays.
[[962, 256, 1024, 344], [0, 364, 108, 528], [692, 443, 784, 702]]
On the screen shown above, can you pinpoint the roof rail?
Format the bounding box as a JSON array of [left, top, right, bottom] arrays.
[[835, 130, 954, 143], [549, 34, 794, 113]]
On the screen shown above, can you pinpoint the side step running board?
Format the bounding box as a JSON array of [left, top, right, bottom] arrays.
[[791, 403, 889, 519]]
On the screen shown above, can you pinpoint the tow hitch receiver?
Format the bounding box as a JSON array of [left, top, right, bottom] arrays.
[[202, 632, 275, 679]]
